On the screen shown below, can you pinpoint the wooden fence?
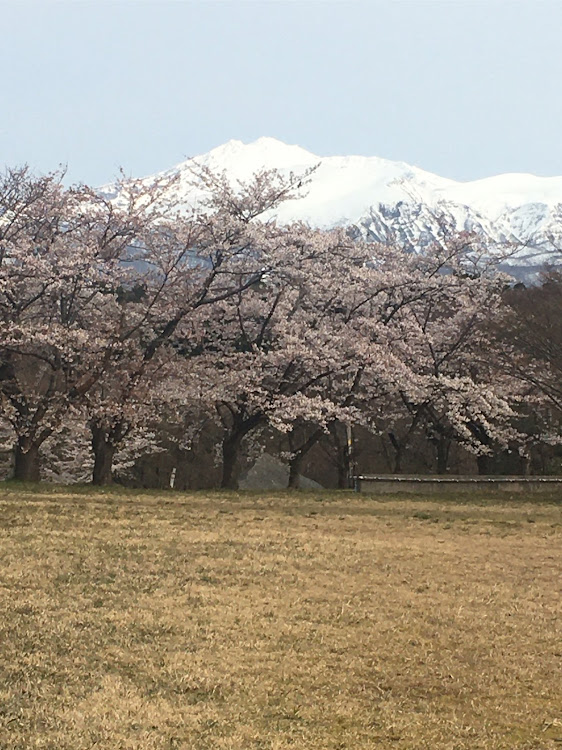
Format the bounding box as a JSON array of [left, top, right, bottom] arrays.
[[353, 475, 562, 496]]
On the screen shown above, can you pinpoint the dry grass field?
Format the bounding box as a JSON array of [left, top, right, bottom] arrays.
[[0, 485, 560, 750]]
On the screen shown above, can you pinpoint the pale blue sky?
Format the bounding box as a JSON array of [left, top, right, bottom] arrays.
[[2, 0, 561, 185]]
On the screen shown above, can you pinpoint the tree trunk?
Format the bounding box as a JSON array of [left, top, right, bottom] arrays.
[[327, 422, 352, 489], [476, 453, 490, 476], [91, 425, 116, 486], [14, 441, 40, 482], [387, 433, 403, 474], [221, 432, 243, 490], [287, 425, 325, 489], [219, 413, 264, 490], [468, 423, 493, 476], [434, 435, 450, 475], [288, 452, 304, 489], [337, 444, 352, 489]]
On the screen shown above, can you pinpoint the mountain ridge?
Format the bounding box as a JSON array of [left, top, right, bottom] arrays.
[[117, 138, 562, 279]]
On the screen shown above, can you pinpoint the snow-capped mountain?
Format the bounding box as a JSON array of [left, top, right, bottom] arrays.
[[117, 137, 562, 279]]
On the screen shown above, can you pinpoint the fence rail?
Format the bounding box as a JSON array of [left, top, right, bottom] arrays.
[[353, 475, 562, 495]]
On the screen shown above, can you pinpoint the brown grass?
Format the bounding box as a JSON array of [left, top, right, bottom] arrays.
[[0, 485, 560, 749]]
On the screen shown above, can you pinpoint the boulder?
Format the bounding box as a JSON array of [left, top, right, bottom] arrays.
[[239, 453, 323, 490]]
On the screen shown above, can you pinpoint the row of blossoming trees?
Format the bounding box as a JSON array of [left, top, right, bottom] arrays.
[[0, 165, 559, 486]]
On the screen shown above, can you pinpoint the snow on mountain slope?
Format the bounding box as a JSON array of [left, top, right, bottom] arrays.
[[115, 137, 562, 278], [155, 137, 456, 225]]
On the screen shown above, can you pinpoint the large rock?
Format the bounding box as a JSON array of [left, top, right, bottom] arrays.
[[239, 453, 323, 490]]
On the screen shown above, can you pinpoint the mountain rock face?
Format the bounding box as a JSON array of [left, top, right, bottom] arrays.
[[120, 137, 562, 279]]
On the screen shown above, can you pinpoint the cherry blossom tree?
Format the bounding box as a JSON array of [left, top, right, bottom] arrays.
[[0, 166, 181, 480], [374, 238, 523, 474], [192, 218, 448, 488], [82, 167, 315, 484]]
